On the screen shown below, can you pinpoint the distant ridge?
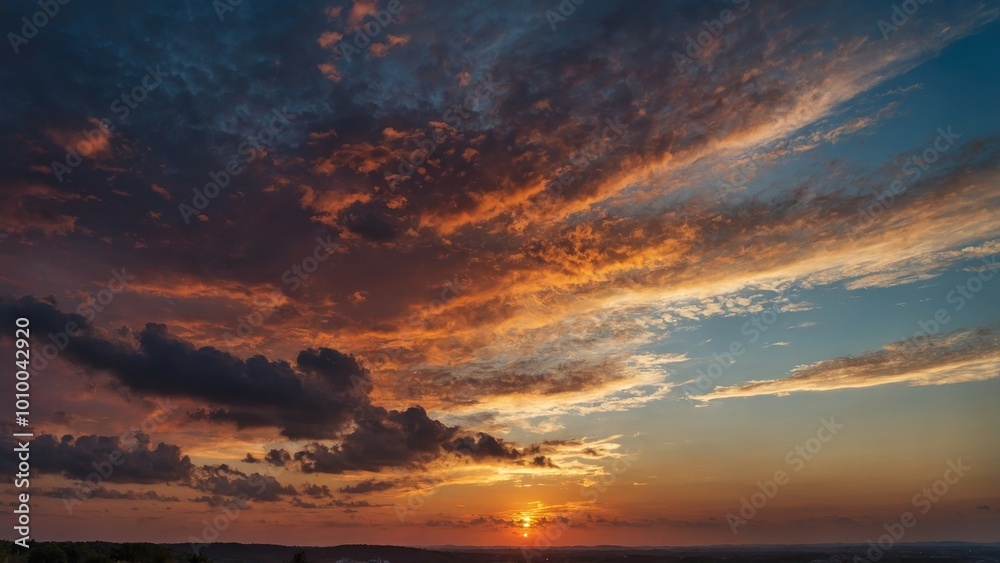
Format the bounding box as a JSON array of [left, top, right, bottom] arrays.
[[157, 541, 1000, 563]]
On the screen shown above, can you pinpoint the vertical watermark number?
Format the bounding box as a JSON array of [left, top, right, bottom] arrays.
[[13, 317, 33, 549]]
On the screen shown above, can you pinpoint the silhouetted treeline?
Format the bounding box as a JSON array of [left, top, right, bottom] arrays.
[[0, 540, 211, 563]]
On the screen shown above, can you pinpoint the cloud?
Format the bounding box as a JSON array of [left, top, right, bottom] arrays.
[[292, 406, 455, 473], [301, 483, 334, 498], [191, 464, 296, 502], [0, 296, 372, 440], [0, 0, 996, 436], [338, 479, 396, 494], [451, 432, 557, 467], [23, 433, 193, 484], [265, 448, 293, 466], [0, 182, 81, 237], [291, 409, 559, 474], [1, 296, 565, 479], [0, 5, 999, 538], [38, 487, 180, 502], [699, 328, 1000, 400]]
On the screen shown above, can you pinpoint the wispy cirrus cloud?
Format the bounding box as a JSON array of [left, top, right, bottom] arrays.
[[699, 327, 1000, 400]]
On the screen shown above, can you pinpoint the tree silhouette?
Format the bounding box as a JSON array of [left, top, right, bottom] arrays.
[[28, 543, 68, 563]]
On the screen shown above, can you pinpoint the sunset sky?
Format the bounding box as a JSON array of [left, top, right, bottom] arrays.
[[1, 0, 999, 548]]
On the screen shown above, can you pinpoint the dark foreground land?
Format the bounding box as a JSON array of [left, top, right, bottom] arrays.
[[3, 541, 1000, 562]]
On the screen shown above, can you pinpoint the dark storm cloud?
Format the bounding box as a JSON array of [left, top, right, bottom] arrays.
[[338, 479, 396, 494], [241, 448, 293, 467], [295, 347, 369, 394], [0, 423, 197, 486], [342, 203, 399, 242], [301, 483, 334, 498], [451, 433, 520, 460], [452, 434, 558, 468], [191, 495, 237, 507], [290, 497, 386, 509], [265, 448, 293, 466], [0, 296, 372, 439], [292, 410, 553, 474], [0, 294, 88, 337], [28, 434, 194, 484], [293, 406, 458, 473], [530, 455, 558, 468], [0, 296, 549, 472], [38, 487, 180, 502], [192, 464, 296, 502]]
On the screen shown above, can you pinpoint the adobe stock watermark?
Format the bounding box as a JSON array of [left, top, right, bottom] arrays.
[[712, 153, 764, 206], [189, 472, 272, 556], [852, 126, 959, 236], [333, 0, 403, 62], [521, 453, 636, 562], [62, 398, 181, 514], [577, 266, 655, 340], [878, 0, 932, 40], [542, 116, 627, 204], [32, 268, 135, 373], [222, 234, 340, 349], [673, 0, 751, 72], [7, 0, 71, 54], [212, 0, 242, 21], [896, 254, 998, 351], [393, 474, 446, 522], [683, 286, 801, 397], [521, 517, 573, 563], [178, 107, 294, 224], [364, 274, 471, 377], [727, 417, 844, 533], [389, 75, 505, 187], [51, 65, 170, 182], [394, 433, 508, 522], [544, 0, 585, 31], [854, 459, 970, 562]]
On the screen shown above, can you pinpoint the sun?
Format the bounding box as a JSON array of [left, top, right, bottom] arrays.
[[519, 515, 532, 538]]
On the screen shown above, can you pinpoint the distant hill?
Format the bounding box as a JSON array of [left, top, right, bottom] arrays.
[[160, 542, 1000, 563], [3, 540, 999, 562], [161, 543, 493, 563]]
